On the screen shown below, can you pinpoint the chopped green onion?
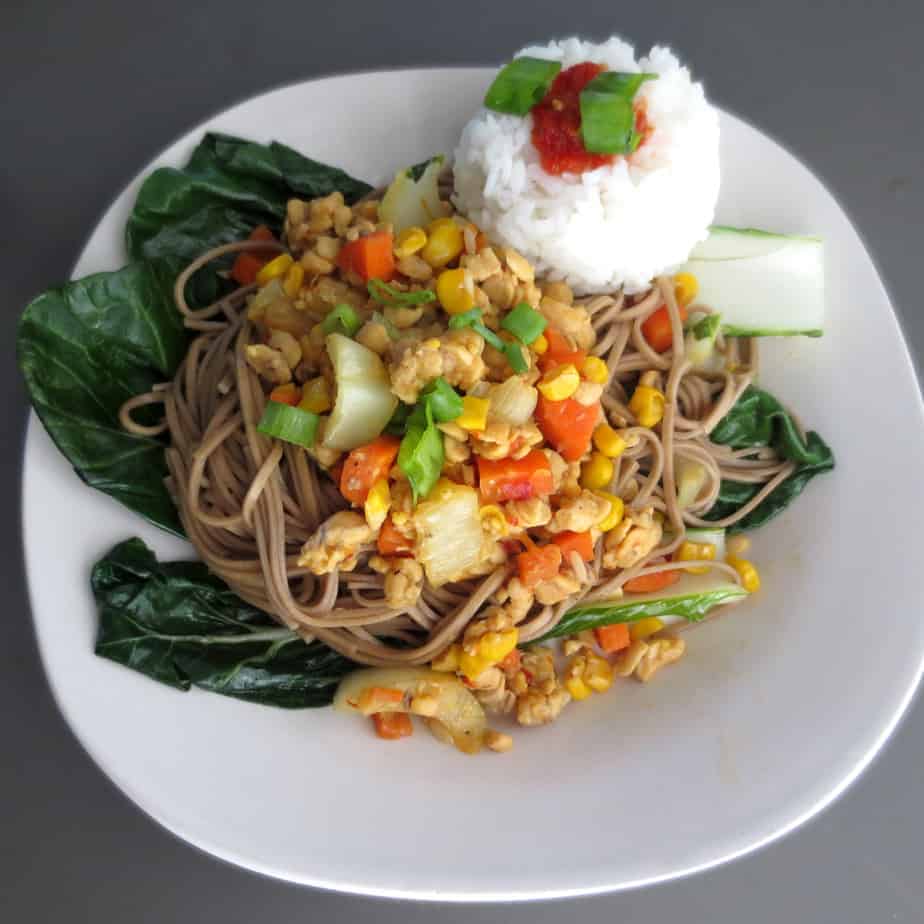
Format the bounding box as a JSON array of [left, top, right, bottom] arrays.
[[322, 303, 361, 337], [368, 279, 435, 306], [420, 377, 463, 423], [484, 56, 562, 115], [503, 341, 529, 374], [472, 321, 504, 351], [501, 302, 547, 344], [579, 72, 656, 154], [257, 401, 320, 448], [397, 402, 444, 502], [448, 307, 483, 330], [692, 313, 721, 340]]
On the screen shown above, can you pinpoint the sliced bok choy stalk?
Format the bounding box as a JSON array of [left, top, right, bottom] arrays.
[[413, 480, 483, 586], [675, 457, 709, 509], [684, 313, 723, 372], [322, 333, 398, 451], [379, 156, 445, 233], [680, 226, 824, 337], [541, 550, 744, 641], [333, 666, 486, 754]]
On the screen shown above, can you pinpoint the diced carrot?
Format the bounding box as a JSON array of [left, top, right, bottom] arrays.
[[517, 544, 562, 589], [535, 396, 600, 462], [477, 450, 554, 504], [356, 686, 404, 715], [373, 711, 413, 740], [230, 252, 266, 286], [539, 327, 587, 372], [623, 566, 682, 594], [268, 384, 301, 406], [595, 623, 630, 653], [377, 516, 414, 557], [230, 225, 278, 286], [641, 303, 688, 353], [340, 435, 401, 505], [337, 230, 395, 282], [552, 530, 595, 563]]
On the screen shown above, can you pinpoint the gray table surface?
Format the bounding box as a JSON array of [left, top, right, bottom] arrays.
[[3, 1, 922, 920]]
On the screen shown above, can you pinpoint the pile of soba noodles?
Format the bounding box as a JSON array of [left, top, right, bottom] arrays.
[[120, 207, 792, 670]]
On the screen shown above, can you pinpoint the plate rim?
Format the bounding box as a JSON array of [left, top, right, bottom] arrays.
[[19, 66, 924, 902]]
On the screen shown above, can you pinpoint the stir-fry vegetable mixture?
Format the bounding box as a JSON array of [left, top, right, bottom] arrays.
[[237, 168, 763, 753]]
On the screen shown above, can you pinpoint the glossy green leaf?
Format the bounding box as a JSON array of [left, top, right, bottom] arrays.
[[93, 538, 355, 707]]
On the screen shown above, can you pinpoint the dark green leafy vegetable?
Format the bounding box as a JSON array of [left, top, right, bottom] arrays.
[[93, 538, 355, 707], [17, 259, 187, 535], [419, 377, 463, 423], [484, 56, 562, 115], [385, 401, 413, 436], [322, 303, 362, 337], [256, 401, 320, 448], [397, 402, 444, 502], [541, 584, 747, 641], [19, 132, 372, 535], [579, 72, 655, 154], [704, 386, 835, 531], [502, 302, 547, 344], [367, 278, 435, 307], [127, 133, 371, 271], [407, 157, 440, 182]]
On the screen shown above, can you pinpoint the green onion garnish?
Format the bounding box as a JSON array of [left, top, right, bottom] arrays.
[[501, 302, 547, 344], [257, 401, 320, 448], [503, 342, 529, 374], [484, 56, 562, 115], [579, 72, 656, 154], [448, 307, 483, 330], [372, 310, 400, 340], [692, 313, 721, 340], [420, 377, 463, 423], [368, 279, 435, 306], [472, 321, 504, 351], [322, 303, 361, 337]]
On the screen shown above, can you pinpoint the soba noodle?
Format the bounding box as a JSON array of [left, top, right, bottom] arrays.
[[121, 239, 791, 665]]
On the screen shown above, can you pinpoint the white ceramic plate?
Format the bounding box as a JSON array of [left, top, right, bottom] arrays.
[[21, 68, 924, 901]]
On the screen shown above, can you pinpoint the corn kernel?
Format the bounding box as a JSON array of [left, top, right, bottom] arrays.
[[364, 478, 392, 531], [394, 226, 427, 258], [630, 617, 664, 641], [676, 540, 716, 575], [298, 377, 332, 414], [423, 338, 442, 350], [538, 363, 580, 401], [478, 628, 518, 663], [479, 504, 508, 536], [595, 491, 625, 532], [629, 384, 665, 428], [566, 675, 592, 701], [421, 218, 464, 268], [458, 649, 491, 681], [532, 333, 548, 355], [584, 653, 614, 693], [727, 555, 761, 593], [581, 355, 609, 385], [674, 271, 698, 307], [255, 252, 293, 287], [581, 452, 614, 491], [593, 424, 627, 459], [436, 267, 474, 316], [456, 395, 489, 432], [431, 643, 461, 672]]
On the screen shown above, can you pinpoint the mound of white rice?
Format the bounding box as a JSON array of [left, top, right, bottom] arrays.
[[453, 37, 720, 294]]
